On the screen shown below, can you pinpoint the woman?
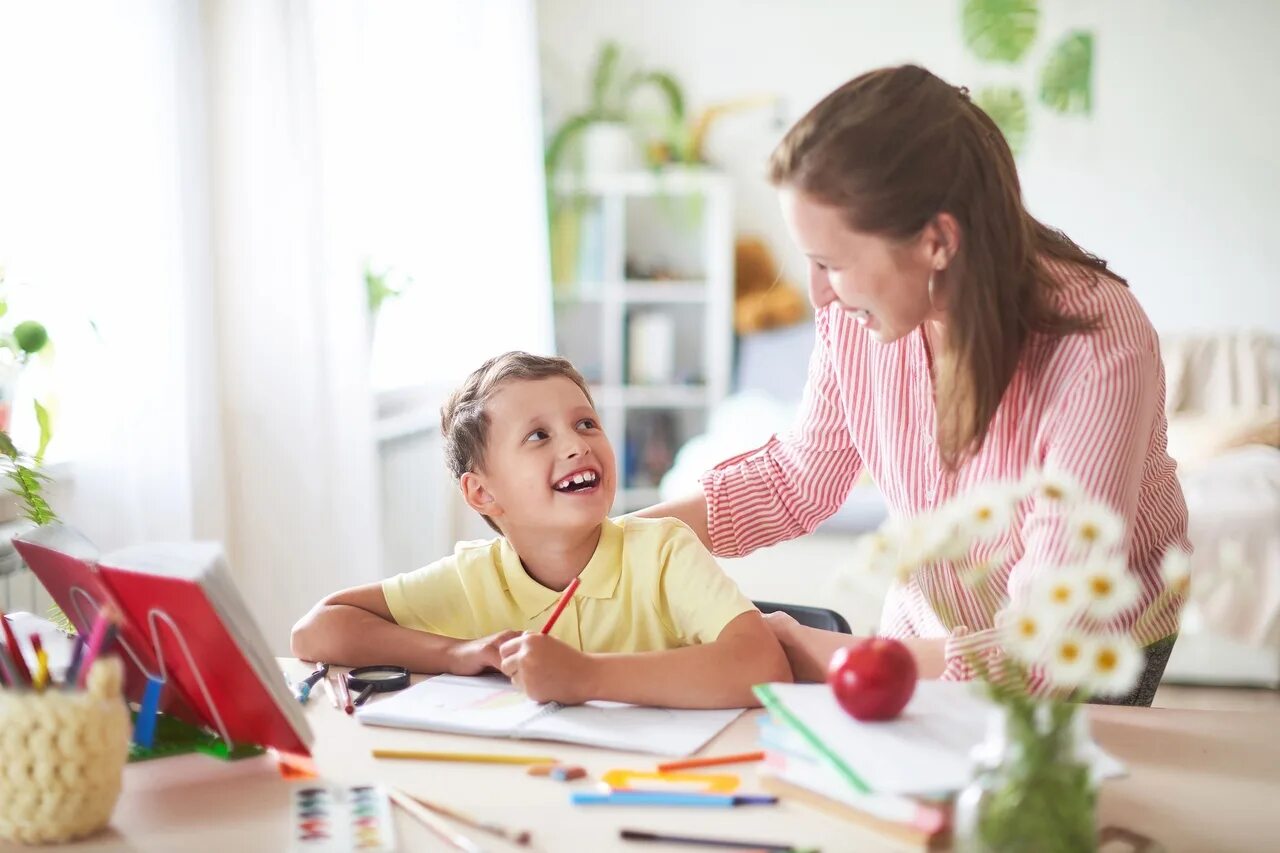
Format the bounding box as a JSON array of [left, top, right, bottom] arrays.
[[638, 65, 1188, 706]]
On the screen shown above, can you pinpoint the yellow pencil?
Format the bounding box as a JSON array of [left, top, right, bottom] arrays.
[[372, 749, 558, 765], [30, 634, 49, 692]]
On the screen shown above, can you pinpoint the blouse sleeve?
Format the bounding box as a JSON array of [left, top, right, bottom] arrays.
[[699, 307, 864, 558]]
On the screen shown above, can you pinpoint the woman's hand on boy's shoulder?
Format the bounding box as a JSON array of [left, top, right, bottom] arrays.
[[447, 630, 523, 676], [497, 633, 593, 705]]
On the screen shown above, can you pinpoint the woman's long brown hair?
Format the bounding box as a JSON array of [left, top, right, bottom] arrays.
[[769, 64, 1124, 468]]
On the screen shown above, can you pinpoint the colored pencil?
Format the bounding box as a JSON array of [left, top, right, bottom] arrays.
[[30, 634, 49, 691], [339, 671, 354, 715], [407, 792, 532, 846], [65, 635, 87, 686], [572, 791, 777, 807], [540, 576, 580, 635], [620, 828, 811, 851], [78, 607, 116, 687], [372, 749, 558, 765], [658, 751, 766, 773], [1, 614, 32, 685], [387, 787, 484, 853], [321, 671, 340, 709]]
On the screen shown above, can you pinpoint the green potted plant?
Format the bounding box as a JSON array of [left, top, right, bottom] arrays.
[[0, 265, 58, 525]]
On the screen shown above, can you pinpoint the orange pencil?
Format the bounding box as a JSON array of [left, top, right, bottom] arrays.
[[657, 751, 766, 773], [540, 577, 580, 635]]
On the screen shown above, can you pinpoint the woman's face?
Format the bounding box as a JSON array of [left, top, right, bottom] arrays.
[[779, 187, 946, 344]]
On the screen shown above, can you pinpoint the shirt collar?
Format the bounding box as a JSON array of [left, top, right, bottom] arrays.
[[497, 518, 624, 621]]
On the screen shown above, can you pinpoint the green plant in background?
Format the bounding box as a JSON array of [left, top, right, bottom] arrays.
[[0, 268, 56, 524], [1039, 31, 1094, 115], [962, 0, 1039, 63], [543, 41, 688, 181], [364, 263, 410, 317], [545, 41, 690, 290], [975, 86, 1030, 156]]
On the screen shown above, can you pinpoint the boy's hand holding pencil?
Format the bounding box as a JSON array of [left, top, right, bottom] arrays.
[[498, 632, 593, 705]]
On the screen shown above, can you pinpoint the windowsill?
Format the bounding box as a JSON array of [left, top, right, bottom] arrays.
[[374, 384, 451, 443]]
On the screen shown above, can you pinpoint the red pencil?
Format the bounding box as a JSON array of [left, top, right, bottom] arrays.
[[1, 614, 32, 685], [540, 577, 580, 635], [339, 671, 354, 715]]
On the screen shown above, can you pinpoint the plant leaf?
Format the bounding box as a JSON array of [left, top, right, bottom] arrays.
[[34, 398, 53, 463], [962, 0, 1039, 63], [975, 86, 1030, 157], [0, 429, 17, 459], [590, 41, 621, 117], [1039, 31, 1093, 115]]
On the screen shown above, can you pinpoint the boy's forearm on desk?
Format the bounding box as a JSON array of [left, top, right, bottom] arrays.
[[290, 604, 463, 672], [581, 632, 791, 709]]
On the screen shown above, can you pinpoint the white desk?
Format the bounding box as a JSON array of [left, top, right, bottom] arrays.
[[5, 661, 1279, 852]]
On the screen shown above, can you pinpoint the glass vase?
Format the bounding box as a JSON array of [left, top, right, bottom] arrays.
[[954, 699, 1096, 853]]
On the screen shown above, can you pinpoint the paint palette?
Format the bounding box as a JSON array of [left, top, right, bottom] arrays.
[[292, 784, 396, 852]]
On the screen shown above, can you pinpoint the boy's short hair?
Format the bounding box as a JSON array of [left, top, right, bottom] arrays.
[[440, 351, 595, 533]]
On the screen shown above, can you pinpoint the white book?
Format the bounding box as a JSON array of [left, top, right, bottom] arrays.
[[356, 673, 743, 756], [756, 680, 1125, 797]]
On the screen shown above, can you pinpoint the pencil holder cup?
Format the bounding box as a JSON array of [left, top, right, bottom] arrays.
[[0, 656, 131, 845]]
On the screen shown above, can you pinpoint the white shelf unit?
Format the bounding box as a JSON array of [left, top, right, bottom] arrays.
[[551, 168, 733, 513]]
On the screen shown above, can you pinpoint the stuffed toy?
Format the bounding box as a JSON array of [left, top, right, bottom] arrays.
[[734, 236, 808, 335]]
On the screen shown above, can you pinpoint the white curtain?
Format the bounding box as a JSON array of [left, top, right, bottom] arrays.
[[0, 1, 216, 547], [204, 0, 382, 650], [1, 0, 549, 650]]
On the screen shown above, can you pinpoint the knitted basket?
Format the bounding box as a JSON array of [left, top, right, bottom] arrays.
[[0, 657, 130, 844]]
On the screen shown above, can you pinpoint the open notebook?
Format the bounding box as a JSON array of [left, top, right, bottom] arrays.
[[356, 674, 743, 757]]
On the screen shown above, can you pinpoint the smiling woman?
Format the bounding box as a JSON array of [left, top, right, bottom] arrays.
[[637, 64, 1190, 706]]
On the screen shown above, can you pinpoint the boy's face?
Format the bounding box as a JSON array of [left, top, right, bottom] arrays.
[[464, 376, 616, 535]]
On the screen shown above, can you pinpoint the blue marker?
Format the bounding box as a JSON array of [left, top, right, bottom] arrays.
[[294, 662, 329, 704], [133, 676, 164, 749]]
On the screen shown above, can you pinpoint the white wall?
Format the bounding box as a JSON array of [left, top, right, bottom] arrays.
[[537, 0, 1280, 334]]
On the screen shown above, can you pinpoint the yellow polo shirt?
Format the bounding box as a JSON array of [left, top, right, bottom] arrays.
[[381, 516, 755, 652]]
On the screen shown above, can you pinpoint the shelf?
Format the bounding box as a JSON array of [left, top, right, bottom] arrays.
[[555, 281, 708, 305], [592, 385, 708, 409], [554, 167, 729, 198]]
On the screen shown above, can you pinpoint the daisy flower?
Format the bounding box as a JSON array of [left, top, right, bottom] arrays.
[[1001, 607, 1058, 663], [1032, 465, 1085, 508], [1082, 634, 1145, 698], [951, 483, 1020, 545], [1031, 570, 1085, 623], [1042, 630, 1093, 690], [1065, 501, 1125, 556], [852, 531, 895, 574], [1077, 555, 1141, 620], [1160, 546, 1191, 597]]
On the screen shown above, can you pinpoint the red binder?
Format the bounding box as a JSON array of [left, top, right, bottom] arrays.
[[13, 525, 312, 756]]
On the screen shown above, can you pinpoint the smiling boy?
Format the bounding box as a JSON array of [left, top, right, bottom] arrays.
[[291, 351, 790, 708]]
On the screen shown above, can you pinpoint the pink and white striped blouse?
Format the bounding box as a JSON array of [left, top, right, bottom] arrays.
[[700, 260, 1189, 678]]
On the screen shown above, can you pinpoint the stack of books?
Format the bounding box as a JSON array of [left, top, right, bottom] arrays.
[[753, 680, 1125, 850]]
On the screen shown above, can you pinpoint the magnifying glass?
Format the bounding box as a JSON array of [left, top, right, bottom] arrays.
[[345, 665, 410, 707]]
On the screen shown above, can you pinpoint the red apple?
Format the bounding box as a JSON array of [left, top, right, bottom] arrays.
[[827, 637, 918, 721]]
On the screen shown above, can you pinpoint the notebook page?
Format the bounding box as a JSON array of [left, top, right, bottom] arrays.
[[356, 674, 549, 736], [524, 703, 744, 757]]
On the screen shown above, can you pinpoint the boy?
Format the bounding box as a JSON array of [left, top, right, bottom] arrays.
[[292, 351, 790, 708]]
